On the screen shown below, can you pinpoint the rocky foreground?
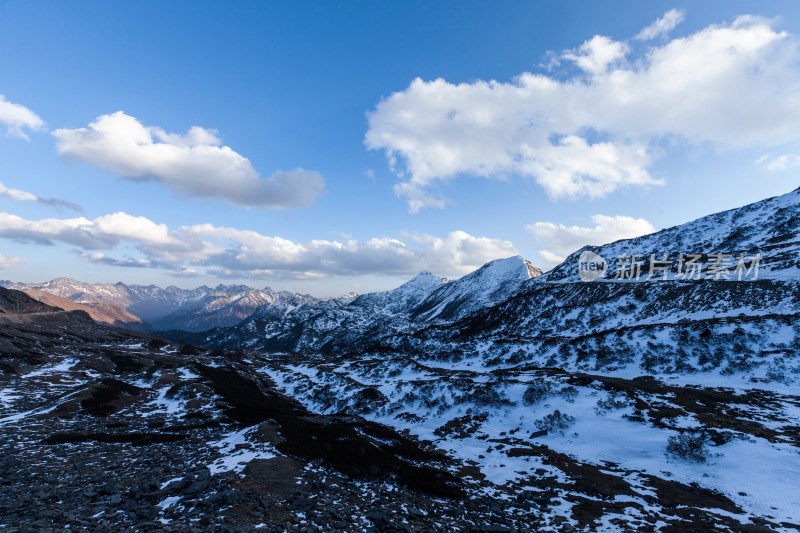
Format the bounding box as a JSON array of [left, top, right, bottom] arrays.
[[1, 286, 798, 531], [0, 292, 549, 531]]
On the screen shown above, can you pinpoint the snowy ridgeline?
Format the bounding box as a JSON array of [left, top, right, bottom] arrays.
[[544, 186, 800, 283], [0, 277, 325, 332]]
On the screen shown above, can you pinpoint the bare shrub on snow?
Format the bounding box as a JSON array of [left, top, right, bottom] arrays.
[[666, 431, 710, 463], [534, 410, 575, 435]]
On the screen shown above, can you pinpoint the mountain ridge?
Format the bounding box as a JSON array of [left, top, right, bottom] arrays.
[[542, 187, 800, 283], [198, 255, 542, 352], [0, 278, 324, 333]]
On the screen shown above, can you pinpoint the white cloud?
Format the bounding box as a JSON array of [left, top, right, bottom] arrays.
[[0, 211, 176, 250], [527, 214, 655, 267], [0, 181, 82, 211], [0, 95, 45, 140], [635, 9, 685, 41], [0, 183, 36, 202], [407, 230, 517, 275], [756, 153, 800, 172], [563, 35, 629, 76], [0, 253, 21, 268], [53, 112, 324, 208], [525, 135, 654, 198], [366, 14, 800, 211], [0, 210, 518, 279]]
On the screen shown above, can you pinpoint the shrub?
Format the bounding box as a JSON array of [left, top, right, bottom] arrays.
[[766, 359, 793, 384], [666, 431, 709, 462], [559, 385, 579, 403], [534, 410, 575, 435], [595, 391, 629, 413], [457, 384, 511, 408], [522, 379, 553, 405]]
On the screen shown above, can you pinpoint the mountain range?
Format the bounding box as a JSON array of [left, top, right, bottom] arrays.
[[0, 278, 322, 333], [0, 186, 798, 529], [203, 185, 800, 529]]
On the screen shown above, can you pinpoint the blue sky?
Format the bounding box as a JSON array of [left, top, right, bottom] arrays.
[[0, 1, 798, 296]]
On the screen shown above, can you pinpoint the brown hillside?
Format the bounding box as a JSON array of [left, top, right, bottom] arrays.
[[22, 289, 147, 329]]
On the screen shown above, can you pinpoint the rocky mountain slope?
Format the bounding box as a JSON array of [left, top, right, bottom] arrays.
[[19, 288, 147, 329], [411, 256, 541, 322], [0, 286, 521, 530], [210, 187, 800, 530], [1, 187, 798, 530], [4, 281, 791, 530], [201, 255, 541, 353], [544, 185, 800, 283], [0, 279, 321, 333]]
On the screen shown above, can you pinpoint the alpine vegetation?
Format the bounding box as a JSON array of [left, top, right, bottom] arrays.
[[1, 187, 798, 530], [2, 4, 800, 531]]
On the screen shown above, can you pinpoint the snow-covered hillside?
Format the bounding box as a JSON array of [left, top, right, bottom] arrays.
[[544, 186, 800, 283], [1, 187, 798, 530], [411, 256, 542, 321], [243, 187, 799, 530]]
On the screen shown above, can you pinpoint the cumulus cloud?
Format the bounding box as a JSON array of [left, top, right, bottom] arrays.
[[0, 211, 177, 250], [563, 35, 629, 76], [527, 214, 655, 267], [0, 182, 82, 212], [53, 112, 324, 208], [0, 96, 45, 140], [0, 253, 21, 268], [756, 153, 800, 172], [366, 12, 800, 211], [0, 210, 517, 279], [406, 231, 517, 275], [635, 9, 685, 41]]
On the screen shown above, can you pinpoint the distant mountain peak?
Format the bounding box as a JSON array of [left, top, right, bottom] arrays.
[[474, 255, 542, 280], [405, 271, 447, 286], [338, 292, 358, 299]]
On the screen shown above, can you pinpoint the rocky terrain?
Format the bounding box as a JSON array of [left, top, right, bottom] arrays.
[[17, 288, 148, 329], [0, 187, 798, 531], [201, 187, 799, 530], [0, 288, 528, 530]]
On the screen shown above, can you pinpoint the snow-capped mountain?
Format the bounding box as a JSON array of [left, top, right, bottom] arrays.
[[199, 188, 800, 361], [201, 255, 541, 352], [354, 271, 448, 316], [544, 185, 800, 283], [411, 256, 542, 321], [0, 279, 320, 333], [200, 272, 446, 352], [1, 187, 799, 530], [153, 286, 319, 333], [249, 186, 800, 529], [334, 187, 800, 377], [0, 277, 197, 325]]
